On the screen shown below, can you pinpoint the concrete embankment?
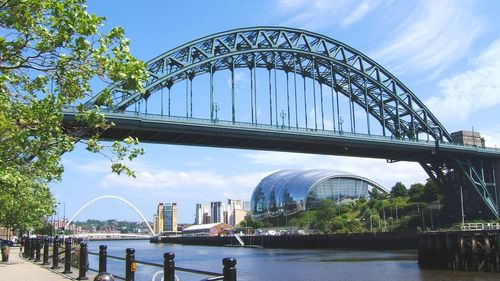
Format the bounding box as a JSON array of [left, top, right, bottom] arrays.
[[152, 232, 417, 250]]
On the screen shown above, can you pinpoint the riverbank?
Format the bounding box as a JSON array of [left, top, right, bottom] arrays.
[[152, 231, 417, 250]]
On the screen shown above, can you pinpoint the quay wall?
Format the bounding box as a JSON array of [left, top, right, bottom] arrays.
[[418, 230, 500, 272], [152, 232, 417, 250]]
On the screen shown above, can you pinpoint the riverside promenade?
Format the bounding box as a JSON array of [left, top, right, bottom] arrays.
[[0, 247, 76, 280]]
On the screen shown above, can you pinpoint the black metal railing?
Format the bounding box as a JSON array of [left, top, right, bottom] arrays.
[[88, 245, 237, 281], [22, 236, 237, 281]]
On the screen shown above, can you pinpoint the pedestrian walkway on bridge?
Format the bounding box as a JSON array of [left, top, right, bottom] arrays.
[[0, 247, 77, 280]]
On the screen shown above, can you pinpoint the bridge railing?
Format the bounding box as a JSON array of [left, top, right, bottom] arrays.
[[63, 106, 500, 154], [461, 222, 500, 231]]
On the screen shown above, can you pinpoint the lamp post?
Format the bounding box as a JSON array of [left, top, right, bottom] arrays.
[[214, 103, 220, 122], [280, 110, 286, 129]]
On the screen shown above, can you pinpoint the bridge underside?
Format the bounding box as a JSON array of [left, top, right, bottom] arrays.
[[64, 113, 444, 162]]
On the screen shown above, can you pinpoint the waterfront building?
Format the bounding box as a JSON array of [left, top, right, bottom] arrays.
[[227, 199, 249, 225], [181, 222, 232, 237], [163, 203, 177, 232], [242, 201, 251, 212], [156, 203, 164, 233], [210, 201, 223, 223], [195, 203, 210, 225], [155, 202, 177, 233], [233, 209, 248, 226], [250, 169, 387, 220], [153, 214, 159, 234]]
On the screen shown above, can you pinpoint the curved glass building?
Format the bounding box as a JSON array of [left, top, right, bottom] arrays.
[[250, 169, 387, 220]]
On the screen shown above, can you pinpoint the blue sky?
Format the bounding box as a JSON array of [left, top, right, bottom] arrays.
[[51, 0, 500, 224]]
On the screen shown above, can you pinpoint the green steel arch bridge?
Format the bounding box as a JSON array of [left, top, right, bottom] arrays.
[[63, 27, 500, 218]]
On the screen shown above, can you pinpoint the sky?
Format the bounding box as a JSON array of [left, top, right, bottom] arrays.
[[51, 0, 500, 225]]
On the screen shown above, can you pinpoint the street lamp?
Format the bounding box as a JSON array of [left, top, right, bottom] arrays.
[[280, 110, 286, 129], [214, 103, 220, 122]]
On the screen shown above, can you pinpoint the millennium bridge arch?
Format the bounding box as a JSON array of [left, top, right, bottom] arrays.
[[64, 195, 155, 236], [65, 27, 500, 218]]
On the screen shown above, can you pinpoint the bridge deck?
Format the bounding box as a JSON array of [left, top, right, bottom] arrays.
[[62, 111, 500, 162]]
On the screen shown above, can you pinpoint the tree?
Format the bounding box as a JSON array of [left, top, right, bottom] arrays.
[[0, 0, 147, 231], [422, 179, 439, 203], [408, 183, 425, 202], [313, 199, 336, 233], [390, 182, 408, 197]]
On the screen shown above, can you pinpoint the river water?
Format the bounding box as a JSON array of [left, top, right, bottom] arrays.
[[88, 240, 499, 281]]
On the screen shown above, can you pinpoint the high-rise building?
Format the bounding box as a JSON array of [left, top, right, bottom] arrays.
[[155, 202, 177, 234], [195, 204, 203, 225], [242, 201, 251, 212], [210, 201, 223, 223], [156, 203, 164, 233], [163, 203, 177, 232], [227, 199, 249, 225], [153, 214, 159, 234], [195, 204, 211, 225]]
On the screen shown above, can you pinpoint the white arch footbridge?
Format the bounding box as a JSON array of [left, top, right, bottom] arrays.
[[64, 195, 156, 236]]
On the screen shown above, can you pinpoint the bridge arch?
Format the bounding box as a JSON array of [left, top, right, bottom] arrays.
[[88, 26, 451, 143], [78, 27, 500, 219], [64, 195, 155, 236]]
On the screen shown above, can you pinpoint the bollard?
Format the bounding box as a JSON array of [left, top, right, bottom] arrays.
[[29, 238, 35, 260], [94, 272, 115, 281], [125, 248, 136, 281], [23, 237, 29, 259], [42, 237, 50, 265], [35, 237, 41, 262], [22, 237, 27, 258], [99, 245, 107, 273], [77, 242, 89, 280], [163, 252, 175, 281], [222, 257, 237, 281], [63, 237, 72, 274], [52, 236, 60, 269]]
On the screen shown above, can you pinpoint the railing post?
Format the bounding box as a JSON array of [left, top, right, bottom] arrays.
[[223, 257, 237, 281], [63, 237, 72, 273], [77, 241, 88, 280], [98, 245, 107, 273], [24, 237, 31, 259], [52, 236, 60, 269], [29, 238, 35, 260], [125, 248, 136, 281], [22, 236, 27, 258], [42, 237, 50, 265], [163, 252, 175, 281], [35, 237, 41, 262]]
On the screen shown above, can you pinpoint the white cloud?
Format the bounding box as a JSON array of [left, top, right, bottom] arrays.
[[99, 163, 268, 195], [62, 159, 111, 174], [340, 0, 383, 27], [240, 151, 428, 190], [371, 0, 485, 74], [426, 38, 500, 121], [482, 128, 500, 149], [276, 0, 383, 29]]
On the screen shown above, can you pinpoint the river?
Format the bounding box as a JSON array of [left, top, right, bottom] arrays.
[[88, 240, 499, 281]]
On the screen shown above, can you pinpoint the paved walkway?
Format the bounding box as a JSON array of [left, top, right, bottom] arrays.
[[0, 247, 79, 281]]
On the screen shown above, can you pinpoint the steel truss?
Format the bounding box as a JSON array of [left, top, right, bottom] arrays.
[[84, 27, 500, 218]]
